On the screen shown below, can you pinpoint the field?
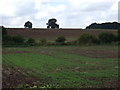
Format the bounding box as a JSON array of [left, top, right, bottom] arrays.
[[2, 45, 119, 88], [6, 28, 117, 41]]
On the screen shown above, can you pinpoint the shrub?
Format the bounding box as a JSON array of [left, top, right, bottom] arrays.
[[78, 34, 99, 45], [39, 38, 47, 45], [98, 32, 117, 44], [26, 38, 35, 44], [12, 35, 25, 43], [55, 36, 66, 45]]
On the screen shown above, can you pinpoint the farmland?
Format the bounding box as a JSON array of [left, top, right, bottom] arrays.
[[6, 28, 117, 41], [2, 45, 119, 88]]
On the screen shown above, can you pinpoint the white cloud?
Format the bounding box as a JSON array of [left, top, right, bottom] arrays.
[[0, 0, 119, 28]]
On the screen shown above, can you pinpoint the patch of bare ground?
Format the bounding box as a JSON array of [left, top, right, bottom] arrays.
[[2, 50, 31, 54], [86, 77, 119, 88], [64, 49, 118, 58], [2, 65, 44, 88]]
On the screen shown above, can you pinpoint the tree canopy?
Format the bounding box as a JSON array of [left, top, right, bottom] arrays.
[[46, 18, 59, 29], [86, 22, 120, 29], [24, 21, 32, 28]]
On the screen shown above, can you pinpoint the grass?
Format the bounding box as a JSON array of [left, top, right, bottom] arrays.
[[2, 45, 119, 88]]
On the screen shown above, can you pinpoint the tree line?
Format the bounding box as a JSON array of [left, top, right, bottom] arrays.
[[86, 22, 120, 29]]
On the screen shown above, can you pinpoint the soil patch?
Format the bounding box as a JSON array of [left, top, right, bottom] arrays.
[[2, 65, 44, 88], [64, 49, 118, 58]]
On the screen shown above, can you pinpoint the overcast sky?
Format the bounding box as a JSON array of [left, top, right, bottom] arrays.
[[0, 0, 119, 28]]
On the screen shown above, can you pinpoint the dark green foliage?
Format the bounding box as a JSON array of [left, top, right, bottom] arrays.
[[24, 21, 32, 28], [26, 38, 35, 44], [46, 18, 59, 29], [39, 38, 47, 45], [78, 34, 99, 45], [55, 36, 66, 45], [98, 32, 117, 44], [86, 22, 120, 29], [2, 26, 7, 35], [12, 35, 25, 43]]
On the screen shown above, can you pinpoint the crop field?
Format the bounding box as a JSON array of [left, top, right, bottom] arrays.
[[6, 28, 117, 41], [2, 45, 119, 88]]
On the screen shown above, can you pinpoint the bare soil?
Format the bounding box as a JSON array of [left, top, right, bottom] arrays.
[[2, 65, 44, 88], [63, 48, 118, 58]]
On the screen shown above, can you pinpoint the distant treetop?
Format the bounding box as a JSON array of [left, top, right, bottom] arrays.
[[24, 21, 32, 28], [86, 22, 120, 30], [46, 18, 59, 29]]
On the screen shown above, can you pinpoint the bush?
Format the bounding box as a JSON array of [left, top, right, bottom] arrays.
[[78, 34, 99, 45], [98, 32, 117, 44], [12, 35, 25, 43], [39, 38, 47, 45], [26, 38, 35, 44], [55, 36, 66, 45]]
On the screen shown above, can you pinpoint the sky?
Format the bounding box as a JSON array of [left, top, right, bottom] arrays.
[[0, 0, 119, 29]]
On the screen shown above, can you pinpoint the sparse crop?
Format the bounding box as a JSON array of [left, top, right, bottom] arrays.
[[3, 46, 118, 88]]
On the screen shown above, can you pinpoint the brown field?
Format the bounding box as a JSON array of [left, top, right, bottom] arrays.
[[6, 28, 118, 41]]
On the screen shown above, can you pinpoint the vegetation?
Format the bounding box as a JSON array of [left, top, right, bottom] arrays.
[[24, 21, 32, 28], [55, 36, 66, 45], [2, 27, 118, 88], [39, 38, 47, 45], [86, 22, 120, 29], [46, 18, 59, 29], [78, 34, 99, 45], [3, 46, 118, 88], [98, 32, 117, 44], [26, 38, 35, 44], [2, 33, 119, 46], [12, 35, 25, 43]]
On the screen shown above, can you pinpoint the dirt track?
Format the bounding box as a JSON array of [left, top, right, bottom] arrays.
[[6, 28, 118, 41]]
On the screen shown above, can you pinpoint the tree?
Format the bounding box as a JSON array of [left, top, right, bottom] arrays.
[[46, 18, 59, 29], [86, 22, 120, 29], [24, 21, 32, 28]]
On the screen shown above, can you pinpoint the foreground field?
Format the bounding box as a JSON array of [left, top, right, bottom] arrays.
[[2, 45, 119, 88]]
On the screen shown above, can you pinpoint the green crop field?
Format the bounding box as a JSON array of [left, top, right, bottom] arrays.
[[2, 45, 119, 88]]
